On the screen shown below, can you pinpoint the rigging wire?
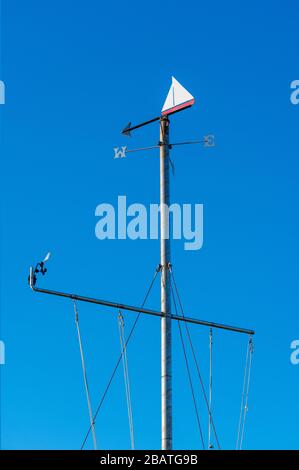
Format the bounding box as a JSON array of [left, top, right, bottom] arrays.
[[81, 265, 161, 450], [169, 266, 221, 449], [167, 270, 205, 449], [236, 338, 250, 449], [240, 338, 253, 449], [118, 311, 135, 449], [208, 328, 213, 449], [73, 300, 98, 450], [236, 336, 254, 450]]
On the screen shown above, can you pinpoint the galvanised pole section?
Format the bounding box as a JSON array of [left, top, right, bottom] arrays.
[[160, 116, 172, 450], [29, 78, 256, 450], [29, 277, 255, 335]]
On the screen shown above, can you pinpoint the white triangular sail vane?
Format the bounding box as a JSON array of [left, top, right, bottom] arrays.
[[161, 77, 195, 116]]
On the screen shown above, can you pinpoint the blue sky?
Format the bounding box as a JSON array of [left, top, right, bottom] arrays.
[[0, 0, 299, 450]]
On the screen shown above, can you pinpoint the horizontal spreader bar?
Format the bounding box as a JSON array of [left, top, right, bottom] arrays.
[[32, 286, 255, 336]]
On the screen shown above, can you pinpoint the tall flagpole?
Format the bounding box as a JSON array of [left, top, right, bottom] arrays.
[[28, 77, 258, 452], [160, 116, 172, 450]]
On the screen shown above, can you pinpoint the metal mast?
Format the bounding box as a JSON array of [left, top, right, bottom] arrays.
[[160, 116, 172, 450], [29, 77, 255, 450]]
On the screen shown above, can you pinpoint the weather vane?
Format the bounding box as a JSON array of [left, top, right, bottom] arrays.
[[113, 76, 215, 160]]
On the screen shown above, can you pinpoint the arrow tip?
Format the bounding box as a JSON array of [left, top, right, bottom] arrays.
[[122, 122, 131, 136]]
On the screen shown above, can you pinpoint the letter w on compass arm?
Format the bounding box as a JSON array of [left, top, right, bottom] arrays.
[[114, 146, 127, 159]]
